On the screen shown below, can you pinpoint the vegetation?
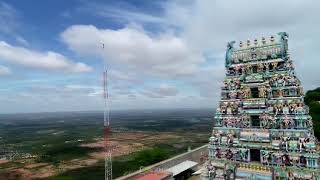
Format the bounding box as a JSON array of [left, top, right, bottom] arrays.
[[0, 110, 211, 179], [46, 163, 104, 180], [305, 88, 320, 139], [37, 145, 101, 164], [46, 147, 173, 180]]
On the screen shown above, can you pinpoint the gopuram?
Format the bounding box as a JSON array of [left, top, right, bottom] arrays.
[[201, 32, 320, 180]]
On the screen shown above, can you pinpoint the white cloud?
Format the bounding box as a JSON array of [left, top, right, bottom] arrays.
[[164, 0, 320, 91], [61, 24, 203, 77], [0, 41, 92, 73], [141, 84, 179, 98], [0, 2, 18, 34], [78, 1, 167, 25], [0, 65, 11, 76], [58, 0, 320, 111], [3, 0, 320, 113], [0, 84, 103, 113], [15, 36, 29, 46]]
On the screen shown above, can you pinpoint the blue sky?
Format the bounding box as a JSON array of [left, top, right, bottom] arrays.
[[0, 0, 320, 113]]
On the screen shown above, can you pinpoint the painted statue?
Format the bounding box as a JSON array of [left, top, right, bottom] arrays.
[[227, 132, 234, 145], [261, 151, 271, 165], [226, 41, 236, 67], [239, 149, 248, 161], [266, 85, 272, 98], [281, 134, 290, 151], [240, 113, 250, 128], [282, 115, 291, 129], [258, 86, 267, 98], [278, 32, 289, 59], [298, 135, 307, 152], [212, 130, 221, 145], [202, 161, 216, 180], [260, 112, 269, 128]]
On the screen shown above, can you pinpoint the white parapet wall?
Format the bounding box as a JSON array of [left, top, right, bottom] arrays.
[[116, 144, 208, 180]]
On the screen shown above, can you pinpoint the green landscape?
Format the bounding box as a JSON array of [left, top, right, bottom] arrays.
[[0, 109, 211, 179]]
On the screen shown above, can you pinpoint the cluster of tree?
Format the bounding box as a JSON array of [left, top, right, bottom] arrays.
[[113, 147, 171, 177], [37, 144, 100, 165], [50, 147, 171, 180], [304, 87, 320, 139]]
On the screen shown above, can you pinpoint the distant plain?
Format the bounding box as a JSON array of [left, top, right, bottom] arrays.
[[0, 109, 213, 179]]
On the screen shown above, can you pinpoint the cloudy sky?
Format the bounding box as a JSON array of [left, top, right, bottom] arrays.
[[0, 0, 319, 113]]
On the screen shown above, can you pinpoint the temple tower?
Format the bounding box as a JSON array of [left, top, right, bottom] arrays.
[[202, 32, 320, 180]]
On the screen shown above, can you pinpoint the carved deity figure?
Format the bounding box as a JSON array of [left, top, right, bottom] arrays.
[[286, 76, 295, 86], [230, 79, 237, 90], [261, 151, 271, 165], [232, 103, 239, 115], [278, 32, 289, 57], [281, 134, 290, 151], [272, 61, 278, 71], [235, 65, 241, 74], [225, 41, 235, 67], [278, 89, 283, 97], [226, 104, 232, 114], [259, 86, 267, 98], [223, 81, 228, 89], [257, 62, 264, 72], [269, 116, 277, 128], [298, 135, 307, 152], [298, 86, 304, 96], [235, 79, 241, 88], [282, 115, 291, 129], [266, 85, 272, 98], [229, 91, 238, 99], [241, 87, 251, 99], [296, 103, 304, 114], [212, 130, 221, 145], [276, 76, 285, 87], [307, 118, 313, 127], [207, 161, 216, 178], [291, 103, 297, 114], [226, 149, 234, 160], [202, 161, 216, 179], [239, 149, 248, 161], [215, 148, 222, 158], [283, 104, 289, 114], [227, 132, 234, 145], [264, 62, 270, 71], [281, 154, 289, 166], [260, 112, 269, 128], [240, 113, 250, 128], [245, 64, 252, 74], [288, 171, 295, 180], [273, 105, 278, 115], [285, 61, 293, 70]]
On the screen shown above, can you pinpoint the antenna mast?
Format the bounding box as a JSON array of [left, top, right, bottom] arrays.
[[102, 43, 112, 180]]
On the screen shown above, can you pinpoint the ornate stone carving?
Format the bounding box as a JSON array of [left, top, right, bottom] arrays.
[[203, 33, 320, 180]]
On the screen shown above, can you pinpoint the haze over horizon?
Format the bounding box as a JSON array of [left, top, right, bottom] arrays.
[[0, 0, 319, 113]]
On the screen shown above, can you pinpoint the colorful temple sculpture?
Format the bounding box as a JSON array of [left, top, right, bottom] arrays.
[[201, 32, 320, 180]]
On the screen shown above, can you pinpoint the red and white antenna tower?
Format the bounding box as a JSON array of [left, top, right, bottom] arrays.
[[102, 43, 112, 180]]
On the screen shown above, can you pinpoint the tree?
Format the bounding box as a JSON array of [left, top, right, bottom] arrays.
[[304, 88, 320, 139]]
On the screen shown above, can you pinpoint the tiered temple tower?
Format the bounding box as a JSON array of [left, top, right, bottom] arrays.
[[201, 32, 320, 180]]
